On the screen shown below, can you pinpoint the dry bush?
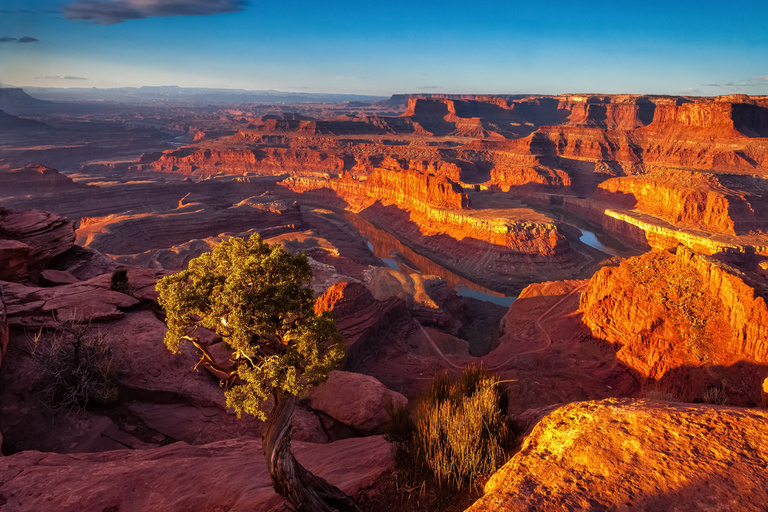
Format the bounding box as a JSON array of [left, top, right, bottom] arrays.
[[388, 365, 511, 492], [109, 267, 130, 294], [702, 385, 728, 405], [33, 320, 120, 411], [644, 389, 679, 401]]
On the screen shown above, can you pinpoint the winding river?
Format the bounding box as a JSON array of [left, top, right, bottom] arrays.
[[341, 209, 636, 307]]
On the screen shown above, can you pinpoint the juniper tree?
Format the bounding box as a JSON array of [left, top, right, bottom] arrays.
[[156, 234, 355, 511]]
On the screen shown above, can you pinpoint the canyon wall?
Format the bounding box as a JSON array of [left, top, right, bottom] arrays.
[[595, 171, 768, 235], [580, 247, 768, 401]]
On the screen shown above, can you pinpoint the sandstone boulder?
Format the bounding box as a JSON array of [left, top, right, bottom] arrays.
[[0, 207, 76, 280], [1, 280, 138, 327], [0, 239, 30, 281], [309, 370, 407, 434], [469, 398, 768, 512], [0, 435, 392, 512]]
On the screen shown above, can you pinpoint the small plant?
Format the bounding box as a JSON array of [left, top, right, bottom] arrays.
[[388, 365, 511, 492], [33, 320, 120, 411], [702, 385, 728, 405], [109, 267, 129, 294], [644, 389, 679, 401]]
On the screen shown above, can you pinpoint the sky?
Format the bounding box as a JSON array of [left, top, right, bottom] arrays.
[[1, 0, 767, 96]]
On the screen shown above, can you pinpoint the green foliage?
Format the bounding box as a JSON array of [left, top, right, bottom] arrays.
[[387, 365, 511, 491], [33, 321, 120, 410], [156, 234, 345, 420], [109, 267, 129, 294]]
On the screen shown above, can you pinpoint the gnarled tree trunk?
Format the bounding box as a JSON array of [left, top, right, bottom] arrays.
[[262, 393, 360, 512]]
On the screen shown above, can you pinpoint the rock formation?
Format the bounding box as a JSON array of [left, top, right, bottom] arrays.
[[0, 207, 76, 281], [469, 398, 768, 512], [308, 370, 407, 435], [581, 246, 768, 403], [0, 435, 392, 512]]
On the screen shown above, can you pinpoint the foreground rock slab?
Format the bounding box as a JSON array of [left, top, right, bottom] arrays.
[[468, 398, 768, 512], [0, 435, 392, 511]]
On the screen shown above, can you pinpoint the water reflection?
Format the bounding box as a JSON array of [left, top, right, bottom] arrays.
[[347, 211, 516, 305], [579, 230, 625, 257]]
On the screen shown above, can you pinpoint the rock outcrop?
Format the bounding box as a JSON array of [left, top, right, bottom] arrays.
[[580, 247, 768, 403], [0, 165, 84, 196], [0, 435, 392, 512], [308, 370, 407, 434], [0, 207, 76, 281], [595, 171, 768, 235], [469, 398, 768, 512]]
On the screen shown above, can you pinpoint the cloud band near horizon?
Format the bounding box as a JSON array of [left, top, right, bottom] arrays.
[[63, 0, 247, 25]]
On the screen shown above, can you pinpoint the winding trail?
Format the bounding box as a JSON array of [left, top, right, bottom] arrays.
[[414, 320, 463, 370], [485, 283, 588, 372], [412, 283, 588, 375]]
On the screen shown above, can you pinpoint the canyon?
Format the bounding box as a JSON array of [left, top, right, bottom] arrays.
[[1, 89, 767, 511]]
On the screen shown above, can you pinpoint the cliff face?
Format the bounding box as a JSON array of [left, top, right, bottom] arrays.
[[469, 399, 768, 512], [580, 247, 768, 401], [148, 147, 346, 176], [284, 168, 470, 212], [595, 171, 768, 235], [283, 170, 581, 292]]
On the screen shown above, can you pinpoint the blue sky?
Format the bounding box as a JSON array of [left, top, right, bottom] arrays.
[[1, 0, 767, 96]]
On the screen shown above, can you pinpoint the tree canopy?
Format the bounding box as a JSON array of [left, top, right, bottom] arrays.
[[156, 234, 345, 420]]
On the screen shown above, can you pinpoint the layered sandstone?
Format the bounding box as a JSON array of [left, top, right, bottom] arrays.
[[0, 436, 392, 512], [147, 147, 346, 176], [284, 168, 470, 211], [76, 196, 302, 263], [595, 171, 768, 235], [469, 399, 768, 512], [0, 207, 76, 280], [284, 170, 582, 292], [580, 247, 768, 402], [0, 165, 84, 195]]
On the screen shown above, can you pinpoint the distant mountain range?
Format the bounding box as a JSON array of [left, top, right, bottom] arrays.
[[0, 85, 386, 106]]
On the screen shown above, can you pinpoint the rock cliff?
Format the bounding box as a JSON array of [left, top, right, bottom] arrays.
[[469, 399, 768, 512], [580, 247, 768, 403], [595, 171, 768, 235]]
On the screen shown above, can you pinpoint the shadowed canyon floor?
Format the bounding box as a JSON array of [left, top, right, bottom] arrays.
[[1, 90, 768, 511]]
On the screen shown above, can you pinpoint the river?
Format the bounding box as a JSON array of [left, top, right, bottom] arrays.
[[344, 212, 517, 307]]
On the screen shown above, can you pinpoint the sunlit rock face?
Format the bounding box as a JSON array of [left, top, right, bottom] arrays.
[[468, 398, 768, 512], [595, 171, 768, 236], [580, 246, 768, 404]]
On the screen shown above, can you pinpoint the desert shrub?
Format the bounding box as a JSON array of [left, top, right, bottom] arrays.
[[702, 385, 728, 405], [388, 365, 511, 491], [109, 267, 129, 294], [644, 389, 679, 401], [33, 321, 120, 410]]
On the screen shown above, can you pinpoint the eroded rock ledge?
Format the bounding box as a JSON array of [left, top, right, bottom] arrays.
[[469, 398, 768, 512]]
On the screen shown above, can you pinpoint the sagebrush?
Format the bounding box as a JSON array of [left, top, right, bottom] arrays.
[[388, 365, 511, 491], [33, 321, 120, 410]]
